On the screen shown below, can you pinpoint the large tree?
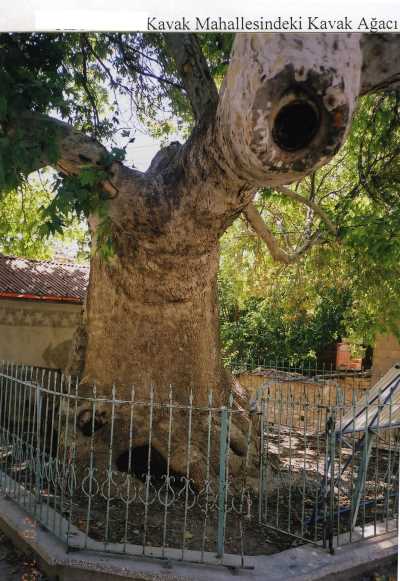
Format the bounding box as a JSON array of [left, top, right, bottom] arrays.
[[1, 32, 400, 484]]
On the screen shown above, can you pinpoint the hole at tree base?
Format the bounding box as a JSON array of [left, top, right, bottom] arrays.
[[78, 410, 108, 437], [230, 439, 246, 457], [272, 100, 320, 151], [116, 445, 177, 482]]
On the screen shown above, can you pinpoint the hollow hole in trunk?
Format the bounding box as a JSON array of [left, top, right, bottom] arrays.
[[116, 446, 180, 482], [230, 439, 246, 457], [272, 100, 320, 151]]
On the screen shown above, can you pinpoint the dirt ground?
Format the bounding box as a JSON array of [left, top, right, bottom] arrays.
[[353, 559, 397, 580], [0, 531, 49, 581], [66, 425, 395, 556]]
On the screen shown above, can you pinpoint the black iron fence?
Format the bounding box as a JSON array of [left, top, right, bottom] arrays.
[[0, 361, 398, 569]]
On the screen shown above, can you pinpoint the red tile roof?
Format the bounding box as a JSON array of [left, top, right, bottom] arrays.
[[0, 255, 89, 303]]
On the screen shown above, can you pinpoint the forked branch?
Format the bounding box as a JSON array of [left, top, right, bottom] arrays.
[[164, 34, 219, 121], [243, 202, 323, 265], [276, 186, 337, 235], [9, 112, 144, 199]]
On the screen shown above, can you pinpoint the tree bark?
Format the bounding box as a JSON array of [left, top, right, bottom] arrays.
[[82, 244, 228, 403], [71, 211, 258, 489], [60, 126, 267, 486]]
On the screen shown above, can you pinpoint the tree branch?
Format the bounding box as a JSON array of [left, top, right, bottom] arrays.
[[196, 33, 400, 193], [175, 32, 398, 234], [214, 34, 363, 189], [176, 33, 369, 233], [276, 186, 337, 235], [360, 34, 400, 95], [115, 36, 184, 91], [7, 33, 400, 248], [11, 112, 144, 199], [243, 202, 322, 264], [164, 34, 219, 121]]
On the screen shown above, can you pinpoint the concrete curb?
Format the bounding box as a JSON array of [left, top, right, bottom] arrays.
[[0, 493, 397, 581]]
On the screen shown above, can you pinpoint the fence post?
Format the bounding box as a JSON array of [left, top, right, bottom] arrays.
[[35, 380, 42, 508], [217, 406, 228, 558], [351, 430, 375, 531], [328, 410, 336, 554], [323, 409, 336, 554]]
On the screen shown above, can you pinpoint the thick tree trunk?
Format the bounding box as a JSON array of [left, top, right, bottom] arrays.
[[68, 207, 261, 490], [82, 245, 229, 403]]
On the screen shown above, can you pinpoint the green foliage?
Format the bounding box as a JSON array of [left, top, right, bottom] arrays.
[[220, 283, 351, 368], [0, 32, 229, 248], [0, 34, 112, 194], [219, 237, 353, 368], [0, 179, 88, 260], [39, 164, 118, 260], [41, 168, 108, 234]]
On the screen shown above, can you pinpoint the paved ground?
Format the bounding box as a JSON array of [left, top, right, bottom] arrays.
[[0, 531, 49, 581], [0, 529, 397, 580]]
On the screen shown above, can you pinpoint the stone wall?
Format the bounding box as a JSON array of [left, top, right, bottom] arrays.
[[372, 333, 400, 382], [236, 370, 371, 402], [0, 298, 82, 370]]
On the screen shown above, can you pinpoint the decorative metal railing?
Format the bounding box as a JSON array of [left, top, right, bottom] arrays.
[[0, 361, 398, 569]]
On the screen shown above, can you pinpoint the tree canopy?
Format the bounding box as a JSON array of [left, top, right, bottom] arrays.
[[1, 32, 400, 369], [219, 91, 400, 366], [0, 33, 236, 253], [0, 179, 88, 260]]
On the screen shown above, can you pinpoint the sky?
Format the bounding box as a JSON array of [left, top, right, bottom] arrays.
[[124, 131, 163, 172], [104, 86, 183, 172]]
